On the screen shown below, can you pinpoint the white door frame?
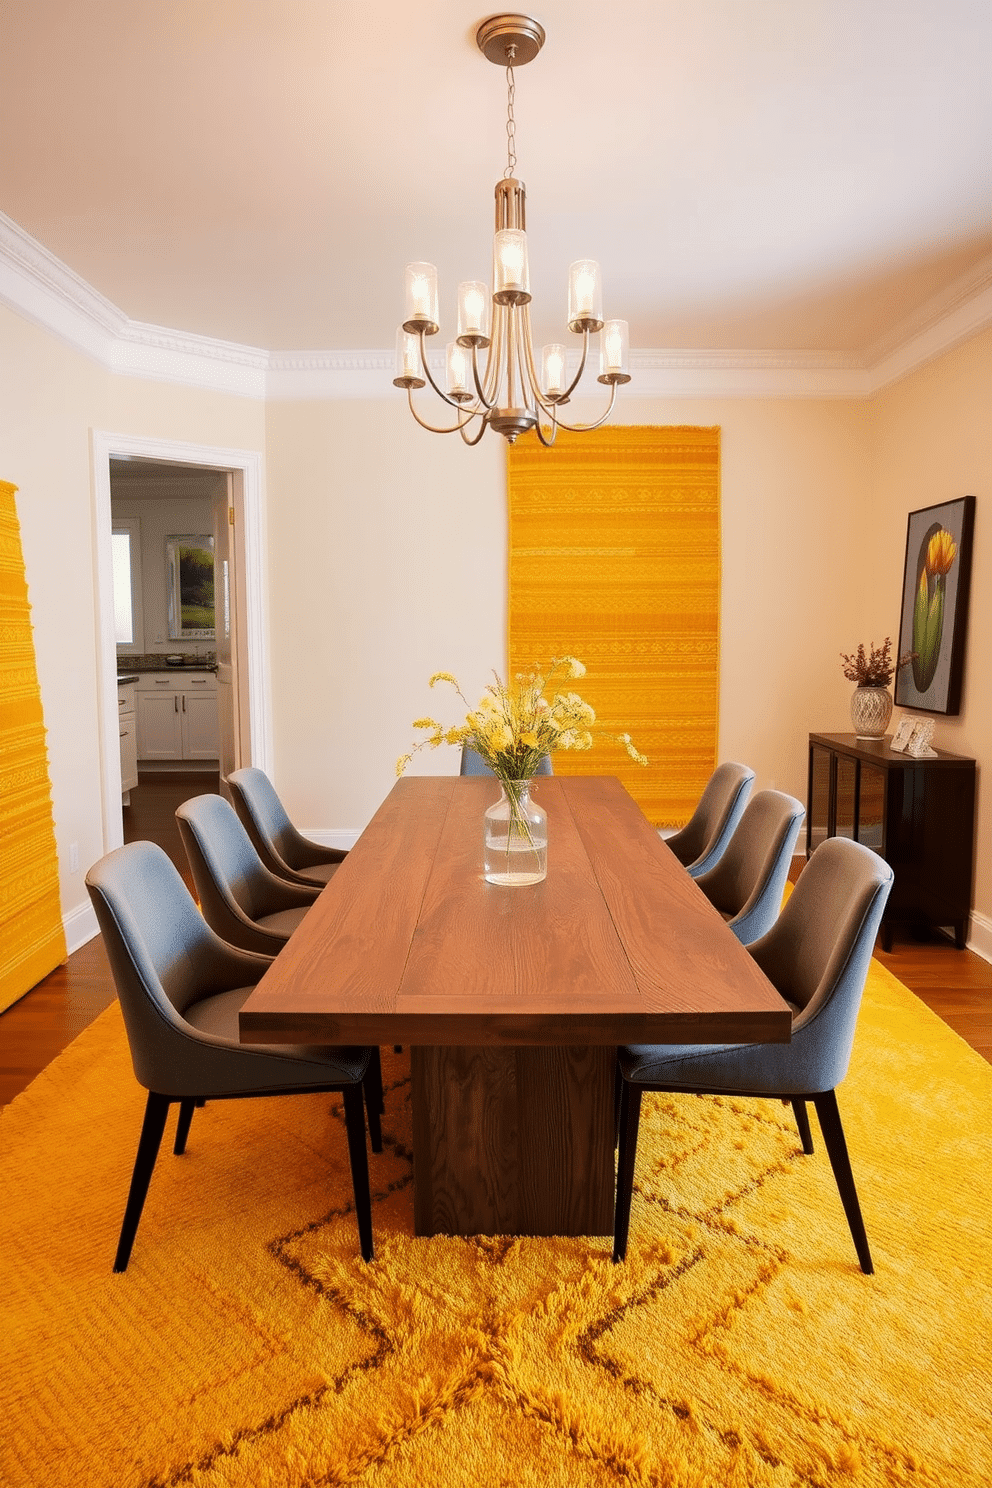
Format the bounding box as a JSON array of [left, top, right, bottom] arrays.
[[91, 431, 271, 854]]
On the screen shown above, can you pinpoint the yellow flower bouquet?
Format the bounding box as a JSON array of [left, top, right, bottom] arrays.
[[397, 655, 648, 782], [398, 658, 646, 886]]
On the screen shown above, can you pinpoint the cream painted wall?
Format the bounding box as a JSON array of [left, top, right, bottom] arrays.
[[263, 393, 872, 837], [2, 291, 986, 960], [869, 329, 991, 940], [0, 303, 265, 944], [263, 398, 508, 832]]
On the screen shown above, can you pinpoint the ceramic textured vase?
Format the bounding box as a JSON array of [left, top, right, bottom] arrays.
[[483, 778, 547, 886], [850, 685, 893, 740]]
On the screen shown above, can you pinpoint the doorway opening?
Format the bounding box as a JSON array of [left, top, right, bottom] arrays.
[[91, 432, 270, 859]]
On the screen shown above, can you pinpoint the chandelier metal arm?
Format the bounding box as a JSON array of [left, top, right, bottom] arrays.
[[518, 306, 589, 415], [414, 329, 482, 413], [405, 385, 479, 435], [534, 413, 559, 448], [541, 381, 619, 434], [459, 412, 491, 446], [470, 340, 499, 410]]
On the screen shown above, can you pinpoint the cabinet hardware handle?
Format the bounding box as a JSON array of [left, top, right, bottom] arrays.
[[174, 696, 179, 713]]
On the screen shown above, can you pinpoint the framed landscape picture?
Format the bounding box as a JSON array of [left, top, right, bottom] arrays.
[[166, 534, 215, 640], [894, 495, 975, 716]]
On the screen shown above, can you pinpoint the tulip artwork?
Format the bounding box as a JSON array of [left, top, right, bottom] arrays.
[[894, 495, 975, 718], [911, 524, 957, 692]]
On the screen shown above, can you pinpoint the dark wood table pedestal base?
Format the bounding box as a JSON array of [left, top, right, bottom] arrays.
[[411, 1044, 617, 1237]]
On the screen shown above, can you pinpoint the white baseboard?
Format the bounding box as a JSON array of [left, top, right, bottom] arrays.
[[966, 909, 992, 964], [64, 899, 100, 955], [303, 828, 362, 853]]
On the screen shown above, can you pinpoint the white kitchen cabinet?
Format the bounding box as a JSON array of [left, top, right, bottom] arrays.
[[118, 679, 139, 795], [136, 673, 219, 761]]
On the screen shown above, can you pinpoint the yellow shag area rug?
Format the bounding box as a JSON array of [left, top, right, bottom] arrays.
[[3, 957, 991, 1488], [507, 426, 720, 826], [0, 480, 66, 1012]]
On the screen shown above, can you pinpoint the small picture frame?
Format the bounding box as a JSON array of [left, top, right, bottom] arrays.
[[889, 717, 915, 753], [905, 718, 937, 758]]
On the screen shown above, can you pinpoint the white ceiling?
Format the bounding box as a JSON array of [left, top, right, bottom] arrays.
[[2, 0, 990, 357]]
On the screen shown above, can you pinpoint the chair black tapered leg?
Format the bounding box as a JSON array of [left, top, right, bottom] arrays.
[[791, 1098, 814, 1154], [173, 1099, 196, 1155], [613, 1082, 643, 1263], [368, 1046, 385, 1114], [342, 1082, 375, 1263], [614, 1059, 623, 1148], [114, 1091, 171, 1273], [363, 1055, 383, 1154], [812, 1090, 874, 1275]]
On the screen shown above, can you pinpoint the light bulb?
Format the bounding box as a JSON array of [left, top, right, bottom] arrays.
[[403, 262, 439, 333], [493, 230, 531, 304], [541, 344, 567, 397], [568, 260, 603, 331], [457, 280, 490, 344]]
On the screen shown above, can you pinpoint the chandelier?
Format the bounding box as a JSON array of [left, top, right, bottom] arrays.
[[393, 13, 631, 446]]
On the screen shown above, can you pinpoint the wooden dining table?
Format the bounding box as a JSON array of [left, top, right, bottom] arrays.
[[239, 774, 791, 1239]]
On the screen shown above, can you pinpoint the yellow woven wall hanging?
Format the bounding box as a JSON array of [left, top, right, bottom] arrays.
[[0, 480, 66, 1011], [508, 425, 720, 826]]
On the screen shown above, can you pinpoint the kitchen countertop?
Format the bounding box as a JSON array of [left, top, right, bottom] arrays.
[[117, 665, 217, 678]]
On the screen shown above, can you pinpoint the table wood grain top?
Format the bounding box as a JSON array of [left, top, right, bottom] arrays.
[[239, 775, 791, 1048]]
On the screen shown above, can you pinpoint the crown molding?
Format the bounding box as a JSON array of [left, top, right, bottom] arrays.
[[1, 210, 988, 403]]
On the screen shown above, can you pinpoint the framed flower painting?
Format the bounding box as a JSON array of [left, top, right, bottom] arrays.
[[894, 495, 975, 716]]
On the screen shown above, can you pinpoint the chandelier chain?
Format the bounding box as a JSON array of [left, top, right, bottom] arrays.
[[504, 55, 517, 179]]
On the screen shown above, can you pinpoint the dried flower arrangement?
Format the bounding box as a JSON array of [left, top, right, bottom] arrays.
[[840, 637, 914, 688]]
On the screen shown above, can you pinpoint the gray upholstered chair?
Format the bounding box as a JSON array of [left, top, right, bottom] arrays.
[[694, 789, 806, 946], [177, 793, 319, 955], [664, 762, 755, 879], [227, 767, 346, 888], [460, 744, 554, 777], [85, 841, 380, 1270], [613, 837, 894, 1273]]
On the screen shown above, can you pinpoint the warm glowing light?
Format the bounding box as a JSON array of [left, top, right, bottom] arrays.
[[457, 280, 490, 340], [446, 341, 471, 395], [404, 261, 439, 328], [394, 328, 422, 381], [598, 320, 629, 382], [541, 344, 567, 395], [494, 230, 530, 299], [568, 259, 602, 328]]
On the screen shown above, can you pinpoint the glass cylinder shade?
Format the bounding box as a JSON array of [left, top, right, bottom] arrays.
[[493, 230, 530, 304], [600, 319, 630, 379], [445, 340, 472, 398], [568, 259, 603, 330], [394, 327, 424, 387], [457, 280, 490, 344], [403, 261, 439, 333], [541, 344, 568, 398]]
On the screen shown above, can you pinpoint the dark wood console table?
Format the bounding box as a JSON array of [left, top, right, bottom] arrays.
[[807, 732, 975, 950]]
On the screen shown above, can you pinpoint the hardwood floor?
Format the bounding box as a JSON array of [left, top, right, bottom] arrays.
[[2, 823, 990, 1107]]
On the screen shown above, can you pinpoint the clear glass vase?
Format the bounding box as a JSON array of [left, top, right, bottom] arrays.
[[483, 778, 547, 886]]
